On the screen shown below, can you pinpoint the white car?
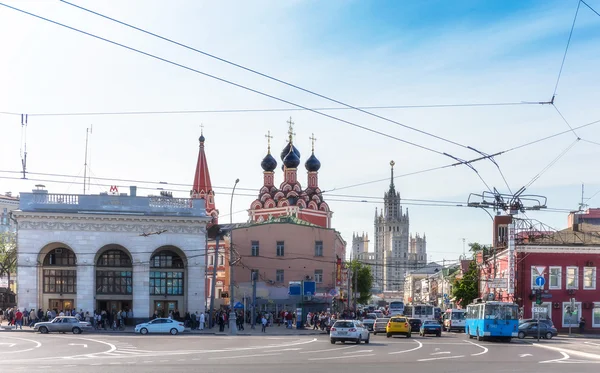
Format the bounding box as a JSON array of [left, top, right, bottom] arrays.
[[330, 320, 370, 344], [135, 318, 185, 335]]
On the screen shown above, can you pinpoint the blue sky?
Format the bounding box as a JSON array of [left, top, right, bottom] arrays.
[[0, 0, 599, 262]]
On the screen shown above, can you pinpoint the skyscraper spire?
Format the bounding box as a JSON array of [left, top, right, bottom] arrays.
[[389, 160, 396, 192], [191, 128, 217, 222]]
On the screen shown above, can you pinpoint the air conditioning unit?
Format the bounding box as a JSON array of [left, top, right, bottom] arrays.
[[304, 275, 312, 280], [567, 289, 576, 295], [586, 261, 594, 267], [303, 296, 312, 301]]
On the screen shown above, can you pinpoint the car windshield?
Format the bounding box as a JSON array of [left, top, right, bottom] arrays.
[[452, 312, 465, 320], [334, 321, 354, 328], [484, 304, 519, 320], [51, 318, 60, 323]]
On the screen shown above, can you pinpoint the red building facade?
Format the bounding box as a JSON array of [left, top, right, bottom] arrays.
[[249, 120, 332, 228], [479, 215, 600, 333]]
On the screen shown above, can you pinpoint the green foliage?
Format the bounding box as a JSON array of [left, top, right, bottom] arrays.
[[451, 260, 479, 308], [468, 242, 492, 259], [0, 232, 17, 287], [348, 260, 373, 305]]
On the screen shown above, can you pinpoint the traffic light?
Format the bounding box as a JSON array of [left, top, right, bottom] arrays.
[[535, 289, 542, 305]]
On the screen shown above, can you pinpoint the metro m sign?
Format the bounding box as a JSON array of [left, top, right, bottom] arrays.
[[109, 185, 119, 195]]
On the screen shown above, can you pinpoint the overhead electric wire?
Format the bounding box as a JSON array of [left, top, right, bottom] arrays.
[[581, 0, 600, 17], [553, 104, 579, 138], [0, 3, 459, 161], [523, 138, 580, 190], [552, 0, 581, 98], [59, 0, 550, 157]]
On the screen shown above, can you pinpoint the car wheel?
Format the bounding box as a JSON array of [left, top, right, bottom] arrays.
[[330, 339, 336, 344], [373, 332, 377, 335], [406, 333, 411, 338], [72, 327, 82, 334], [355, 337, 361, 345], [545, 332, 553, 340], [39, 326, 48, 334], [386, 332, 392, 338], [518, 331, 525, 339], [170, 328, 179, 335], [365, 335, 370, 344], [140, 327, 148, 335], [476, 328, 483, 341], [437, 332, 441, 337]]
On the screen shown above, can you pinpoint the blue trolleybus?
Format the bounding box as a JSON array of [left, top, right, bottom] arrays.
[[465, 300, 519, 342]]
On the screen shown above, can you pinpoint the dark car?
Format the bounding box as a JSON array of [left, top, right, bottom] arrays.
[[518, 322, 558, 340], [408, 318, 422, 332], [420, 320, 442, 337], [519, 319, 554, 328]]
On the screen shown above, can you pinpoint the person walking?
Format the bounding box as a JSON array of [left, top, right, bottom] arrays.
[[579, 317, 586, 334], [15, 309, 23, 330], [261, 314, 267, 333]]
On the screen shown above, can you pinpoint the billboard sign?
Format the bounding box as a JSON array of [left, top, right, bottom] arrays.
[[288, 281, 301, 296], [507, 222, 515, 294], [303, 281, 316, 296], [336, 257, 342, 286]]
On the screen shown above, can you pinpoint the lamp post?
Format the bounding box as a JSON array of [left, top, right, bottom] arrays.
[[229, 178, 239, 335]]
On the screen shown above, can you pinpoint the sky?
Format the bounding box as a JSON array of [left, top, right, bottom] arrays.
[[1, 0, 600, 263]]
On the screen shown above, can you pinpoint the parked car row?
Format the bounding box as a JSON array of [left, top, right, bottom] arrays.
[[31, 316, 185, 335]]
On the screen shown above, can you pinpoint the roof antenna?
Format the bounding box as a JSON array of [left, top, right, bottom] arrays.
[[20, 114, 28, 179]]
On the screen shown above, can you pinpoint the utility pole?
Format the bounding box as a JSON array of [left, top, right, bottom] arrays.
[[251, 271, 257, 329], [228, 178, 239, 335], [209, 234, 220, 328], [347, 259, 352, 312], [354, 260, 358, 313]]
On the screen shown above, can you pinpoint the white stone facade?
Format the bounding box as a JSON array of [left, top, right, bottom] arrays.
[[14, 211, 208, 320]]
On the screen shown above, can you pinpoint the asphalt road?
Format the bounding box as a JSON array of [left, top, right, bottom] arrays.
[[1, 331, 599, 372]]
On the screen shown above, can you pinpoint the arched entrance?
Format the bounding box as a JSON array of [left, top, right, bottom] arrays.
[[149, 246, 186, 319], [40, 245, 77, 314], [95, 245, 133, 318]]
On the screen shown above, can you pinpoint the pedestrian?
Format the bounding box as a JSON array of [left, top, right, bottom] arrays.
[[199, 311, 205, 331], [261, 314, 267, 333], [579, 317, 586, 334], [15, 309, 23, 330]]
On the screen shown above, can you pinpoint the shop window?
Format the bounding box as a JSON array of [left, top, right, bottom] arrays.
[[562, 301, 581, 327], [549, 266, 561, 290], [566, 266, 578, 289], [583, 267, 596, 290], [593, 304, 600, 328]]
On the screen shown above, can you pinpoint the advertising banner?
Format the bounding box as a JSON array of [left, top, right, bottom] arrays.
[[507, 222, 515, 294]]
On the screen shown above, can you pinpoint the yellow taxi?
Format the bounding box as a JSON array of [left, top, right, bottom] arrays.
[[386, 316, 411, 338]]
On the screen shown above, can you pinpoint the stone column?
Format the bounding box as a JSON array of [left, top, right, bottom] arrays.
[[76, 259, 95, 313], [187, 262, 205, 314], [16, 255, 38, 311], [133, 262, 150, 322]]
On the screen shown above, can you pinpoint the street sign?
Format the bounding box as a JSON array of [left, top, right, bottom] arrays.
[[541, 294, 552, 299], [535, 276, 545, 287], [489, 278, 508, 288], [533, 307, 546, 313]]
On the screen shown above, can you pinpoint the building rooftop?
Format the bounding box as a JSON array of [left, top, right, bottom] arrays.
[[17, 189, 209, 218]]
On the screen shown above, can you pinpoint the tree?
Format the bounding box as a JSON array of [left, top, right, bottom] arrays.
[[451, 260, 479, 308], [468, 242, 492, 259], [0, 232, 17, 290], [348, 260, 373, 305]]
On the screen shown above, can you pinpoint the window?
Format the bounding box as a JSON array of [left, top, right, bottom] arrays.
[[43, 249, 76, 266], [219, 255, 224, 266], [314, 269, 323, 283], [208, 255, 213, 266], [562, 301, 581, 327], [97, 250, 132, 267], [251, 241, 259, 257], [584, 267, 596, 290], [276, 241, 284, 256], [150, 271, 184, 295], [43, 269, 76, 293], [549, 266, 561, 289], [276, 269, 284, 283], [96, 271, 133, 294], [315, 241, 323, 257], [566, 266, 579, 289], [593, 303, 600, 328], [151, 250, 184, 268]]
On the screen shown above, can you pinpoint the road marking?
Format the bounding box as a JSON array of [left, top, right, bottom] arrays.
[[0, 343, 16, 348], [68, 343, 88, 348], [430, 351, 451, 355], [585, 342, 600, 347], [418, 355, 465, 362], [534, 343, 600, 361], [520, 353, 533, 357], [300, 345, 357, 354], [277, 348, 302, 352], [540, 351, 570, 364], [309, 354, 375, 361], [344, 350, 373, 354], [388, 339, 423, 355], [209, 353, 282, 360], [0, 336, 42, 354], [465, 340, 488, 356]]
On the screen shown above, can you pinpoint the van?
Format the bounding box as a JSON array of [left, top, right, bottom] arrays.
[[443, 309, 466, 332]]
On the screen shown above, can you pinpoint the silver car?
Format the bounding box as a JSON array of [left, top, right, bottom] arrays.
[[33, 316, 92, 334], [373, 318, 390, 335]]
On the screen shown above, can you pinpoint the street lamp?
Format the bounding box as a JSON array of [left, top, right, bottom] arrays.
[[229, 178, 239, 335]]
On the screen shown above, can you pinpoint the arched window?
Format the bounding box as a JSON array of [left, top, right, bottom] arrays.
[[96, 249, 132, 295], [150, 250, 184, 268], [42, 248, 76, 294], [43, 248, 76, 266]]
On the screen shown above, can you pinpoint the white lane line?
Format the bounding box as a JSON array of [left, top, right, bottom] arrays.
[[534, 343, 600, 361], [0, 336, 42, 354], [344, 350, 373, 354], [209, 353, 282, 360], [418, 355, 465, 362], [585, 342, 600, 347], [520, 354, 533, 357], [540, 351, 570, 364], [277, 348, 302, 352], [300, 345, 357, 354], [465, 340, 488, 356], [309, 354, 376, 361], [430, 351, 451, 355], [388, 339, 423, 355]]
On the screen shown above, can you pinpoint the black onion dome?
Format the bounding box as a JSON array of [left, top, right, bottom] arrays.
[[199, 134, 205, 143], [305, 153, 321, 172], [280, 142, 300, 161], [283, 147, 300, 168], [261, 153, 277, 172]]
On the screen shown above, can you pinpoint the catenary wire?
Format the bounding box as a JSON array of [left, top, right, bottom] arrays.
[[552, 0, 581, 98], [0, 3, 459, 161], [523, 138, 580, 190], [581, 0, 600, 16], [552, 104, 579, 138], [59, 0, 550, 155]]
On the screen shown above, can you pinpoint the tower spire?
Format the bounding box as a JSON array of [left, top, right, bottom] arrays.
[[309, 133, 317, 153], [389, 160, 395, 192], [287, 117, 295, 143], [192, 128, 217, 222], [265, 130, 273, 154]]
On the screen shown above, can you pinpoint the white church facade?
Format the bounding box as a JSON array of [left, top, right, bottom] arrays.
[[13, 186, 210, 322]]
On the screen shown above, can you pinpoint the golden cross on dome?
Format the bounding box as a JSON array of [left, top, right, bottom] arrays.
[[286, 117, 295, 142], [309, 133, 317, 152], [265, 130, 273, 153]]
